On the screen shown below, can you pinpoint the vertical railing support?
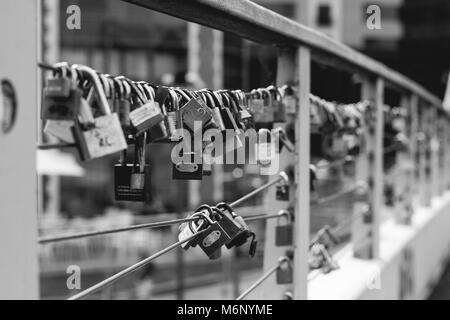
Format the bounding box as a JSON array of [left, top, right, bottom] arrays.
[[409, 95, 420, 210], [0, 0, 39, 299], [429, 107, 440, 200], [353, 76, 383, 259], [394, 94, 414, 225], [293, 45, 311, 299], [417, 102, 430, 207], [256, 45, 310, 300]]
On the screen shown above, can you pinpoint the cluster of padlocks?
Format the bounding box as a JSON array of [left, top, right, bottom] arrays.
[[176, 171, 292, 269], [39, 61, 408, 271], [178, 202, 259, 260]]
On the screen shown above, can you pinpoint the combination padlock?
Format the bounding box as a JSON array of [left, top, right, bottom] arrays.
[[275, 210, 294, 247], [196, 211, 232, 260], [276, 257, 293, 284]]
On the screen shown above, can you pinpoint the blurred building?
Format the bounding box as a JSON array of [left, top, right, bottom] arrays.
[[399, 0, 450, 97]]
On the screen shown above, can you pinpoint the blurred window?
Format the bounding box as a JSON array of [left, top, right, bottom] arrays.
[[317, 5, 332, 27]]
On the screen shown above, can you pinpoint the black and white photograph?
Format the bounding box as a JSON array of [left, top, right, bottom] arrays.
[[2, 0, 450, 309]]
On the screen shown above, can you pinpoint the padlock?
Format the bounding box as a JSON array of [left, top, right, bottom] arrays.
[[115, 77, 131, 129], [249, 89, 273, 130], [216, 202, 257, 256], [273, 127, 295, 154], [276, 184, 290, 201], [281, 85, 297, 115], [71, 65, 127, 161], [114, 133, 152, 202], [276, 170, 290, 201], [205, 91, 243, 157], [44, 71, 96, 143], [180, 94, 213, 133], [257, 128, 275, 167], [310, 225, 339, 250], [276, 257, 293, 284], [43, 65, 71, 98], [42, 63, 82, 120], [140, 83, 169, 142], [172, 160, 203, 180], [308, 243, 339, 273], [178, 211, 207, 250], [221, 90, 246, 131], [128, 81, 165, 136], [268, 86, 286, 123], [233, 90, 254, 130], [153, 87, 183, 143], [275, 210, 294, 247], [211, 206, 245, 248], [196, 211, 232, 260], [167, 89, 185, 142], [215, 92, 241, 134], [199, 90, 226, 132], [202, 150, 213, 176]]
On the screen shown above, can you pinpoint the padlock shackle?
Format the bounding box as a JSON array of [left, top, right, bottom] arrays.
[[278, 256, 291, 267], [216, 202, 237, 218], [53, 62, 69, 78], [258, 88, 273, 105], [168, 89, 180, 112], [277, 209, 293, 224], [278, 171, 289, 185], [99, 73, 112, 100], [267, 85, 282, 101], [173, 88, 191, 104], [74, 65, 111, 116]]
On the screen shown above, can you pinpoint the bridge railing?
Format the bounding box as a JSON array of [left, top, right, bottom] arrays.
[[39, 0, 447, 300]]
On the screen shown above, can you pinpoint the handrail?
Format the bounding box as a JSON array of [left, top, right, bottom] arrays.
[[124, 0, 442, 107]]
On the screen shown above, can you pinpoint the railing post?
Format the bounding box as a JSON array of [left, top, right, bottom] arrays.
[[429, 107, 440, 200], [256, 46, 305, 300], [417, 102, 430, 206], [353, 76, 383, 259], [0, 0, 39, 299], [409, 95, 420, 210], [394, 94, 414, 224], [446, 115, 450, 191], [424, 106, 433, 205], [293, 45, 311, 299]]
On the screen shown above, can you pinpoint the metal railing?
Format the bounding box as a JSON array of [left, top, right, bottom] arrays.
[[38, 0, 447, 300]]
